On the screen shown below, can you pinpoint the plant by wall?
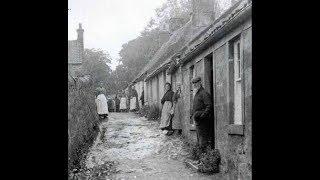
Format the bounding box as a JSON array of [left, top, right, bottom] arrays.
[[137, 105, 150, 118], [198, 147, 221, 174], [68, 75, 100, 173], [147, 104, 161, 121]]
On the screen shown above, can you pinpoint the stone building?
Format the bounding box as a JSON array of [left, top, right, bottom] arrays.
[[68, 23, 84, 77], [130, 0, 251, 179]]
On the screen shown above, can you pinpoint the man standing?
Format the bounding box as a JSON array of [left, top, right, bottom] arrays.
[[191, 76, 213, 152]]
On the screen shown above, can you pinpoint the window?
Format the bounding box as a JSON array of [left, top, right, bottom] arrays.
[[233, 39, 243, 125]]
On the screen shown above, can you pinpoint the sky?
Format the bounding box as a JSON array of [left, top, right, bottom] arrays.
[[68, 0, 166, 70]]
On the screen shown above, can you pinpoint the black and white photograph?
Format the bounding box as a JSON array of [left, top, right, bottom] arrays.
[[68, 0, 252, 179]]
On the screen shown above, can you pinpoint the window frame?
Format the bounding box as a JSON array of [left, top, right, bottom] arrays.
[[228, 35, 245, 135]]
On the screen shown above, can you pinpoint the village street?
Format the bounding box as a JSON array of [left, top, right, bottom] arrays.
[[85, 112, 222, 180]]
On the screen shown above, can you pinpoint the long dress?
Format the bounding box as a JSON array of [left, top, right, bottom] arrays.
[[119, 97, 127, 110], [159, 101, 173, 130], [171, 92, 182, 130], [159, 90, 174, 130], [130, 97, 137, 110], [95, 94, 109, 115]]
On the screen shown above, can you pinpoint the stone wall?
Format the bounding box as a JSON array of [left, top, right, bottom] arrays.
[[134, 81, 144, 108], [212, 25, 252, 180], [151, 76, 159, 106], [158, 72, 165, 108], [144, 81, 148, 105], [168, 15, 251, 180]]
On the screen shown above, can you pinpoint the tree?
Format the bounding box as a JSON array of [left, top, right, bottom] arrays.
[[82, 48, 112, 91], [147, 0, 192, 32], [118, 28, 170, 76], [117, 0, 192, 81]]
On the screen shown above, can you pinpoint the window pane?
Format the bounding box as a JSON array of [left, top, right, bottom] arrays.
[[238, 60, 241, 78], [237, 42, 240, 60]]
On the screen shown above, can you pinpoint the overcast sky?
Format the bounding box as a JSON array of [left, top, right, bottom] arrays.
[[68, 0, 166, 70]]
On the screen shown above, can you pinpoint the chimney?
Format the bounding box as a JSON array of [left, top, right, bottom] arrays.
[[77, 23, 84, 42], [191, 0, 215, 27], [76, 23, 84, 64]]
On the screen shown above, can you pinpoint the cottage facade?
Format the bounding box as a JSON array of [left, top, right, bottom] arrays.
[[130, 0, 251, 179], [68, 23, 84, 77]]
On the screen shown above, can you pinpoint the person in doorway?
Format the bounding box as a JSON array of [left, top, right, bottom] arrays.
[[191, 76, 213, 152], [170, 83, 183, 135], [140, 90, 144, 107], [107, 96, 114, 112], [115, 94, 120, 112], [159, 82, 174, 135]]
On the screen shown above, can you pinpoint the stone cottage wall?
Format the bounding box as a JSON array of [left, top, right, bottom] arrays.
[[151, 76, 159, 107], [212, 21, 251, 179], [158, 72, 165, 108], [170, 15, 251, 180]]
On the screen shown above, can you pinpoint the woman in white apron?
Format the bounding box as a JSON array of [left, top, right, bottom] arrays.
[[159, 82, 174, 135], [119, 95, 127, 112], [130, 97, 137, 111], [95, 93, 109, 119]]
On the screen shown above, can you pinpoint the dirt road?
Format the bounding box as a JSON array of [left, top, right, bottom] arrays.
[[85, 112, 220, 180]]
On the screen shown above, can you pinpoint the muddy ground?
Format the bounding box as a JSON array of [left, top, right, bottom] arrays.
[[84, 112, 223, 180]]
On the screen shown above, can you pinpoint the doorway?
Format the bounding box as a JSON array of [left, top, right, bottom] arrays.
[[204, 53, 215, 148]]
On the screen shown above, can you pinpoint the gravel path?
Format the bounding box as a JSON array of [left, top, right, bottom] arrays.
[[85, 112, 222, 180]]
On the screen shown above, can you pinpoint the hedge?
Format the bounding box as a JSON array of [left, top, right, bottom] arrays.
[[68, 75, 100, 173]]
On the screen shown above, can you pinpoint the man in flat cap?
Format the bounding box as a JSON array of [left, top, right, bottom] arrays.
[[191, 76, 213, 152]]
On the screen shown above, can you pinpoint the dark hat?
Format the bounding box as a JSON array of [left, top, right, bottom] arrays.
[[192, 76, 201, 83]]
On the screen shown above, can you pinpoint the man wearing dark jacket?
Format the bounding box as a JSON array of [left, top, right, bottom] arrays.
[[191, 76, 213, 150]]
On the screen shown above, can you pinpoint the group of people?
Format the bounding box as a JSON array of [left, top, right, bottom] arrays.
[[95, 76, 212, 149], [94, 83, 144, 120], [118, 86, 142, 112], [159, 76, 212, 150]]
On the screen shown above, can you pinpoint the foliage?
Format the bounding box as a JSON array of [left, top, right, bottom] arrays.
[[190, 144, 202, 161], [118, 28, 170, 77], [198, 147, 221, 173], [137, 105, 150, 118], [145, 0, 192, 32], [114, 0, 192, 87], [187, 143, 221, 173], [147, 104, 161, 121], [81, 48, 113, 91], [69, 161, 117, 180], [109, 64, 134, 93], [68, 76, 100, 173]]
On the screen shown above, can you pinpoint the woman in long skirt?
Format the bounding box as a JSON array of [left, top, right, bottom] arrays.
[[95, 93, 109, 119], [159, 82, 174, 135], [119, 95, 127, 112], [171, 83, 183, 135]]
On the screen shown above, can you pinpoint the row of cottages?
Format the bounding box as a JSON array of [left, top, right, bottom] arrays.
[[131, 0, 252, 179]]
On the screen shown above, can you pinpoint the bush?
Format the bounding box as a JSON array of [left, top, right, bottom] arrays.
[[147, 104, 160, 121], [68, 77, 100, 173], [137, 105, 149, 117], [190, 144, 202, 161], [198, 147, 221, 174]]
